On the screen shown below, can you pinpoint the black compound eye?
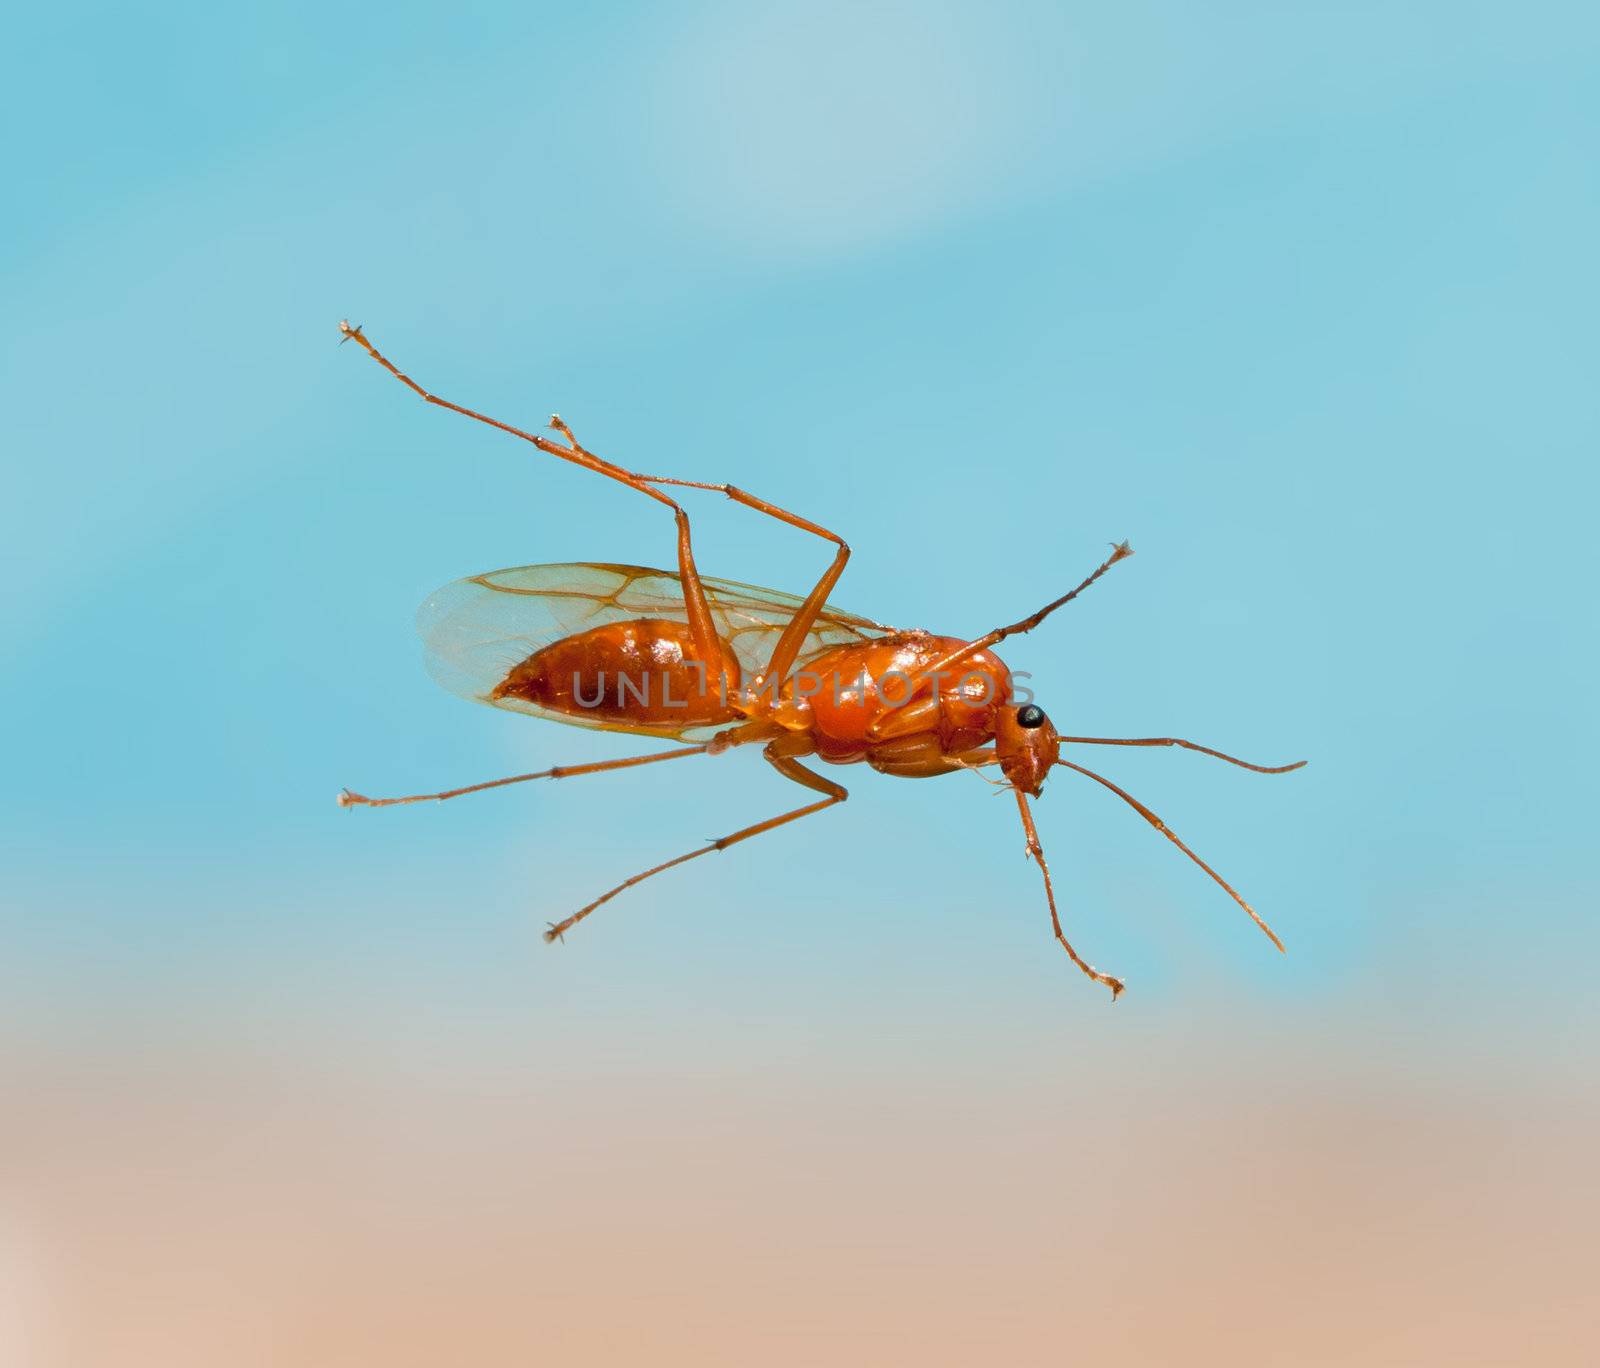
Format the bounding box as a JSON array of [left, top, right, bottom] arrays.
[[1016, 704, 1046, 730]]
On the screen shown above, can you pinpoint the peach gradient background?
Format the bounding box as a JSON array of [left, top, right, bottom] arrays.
[[5, 904, 1596, 1366], [5, 2, 1598, 1363]]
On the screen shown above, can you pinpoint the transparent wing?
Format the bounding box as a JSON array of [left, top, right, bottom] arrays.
[[416, 562, 892, 740]]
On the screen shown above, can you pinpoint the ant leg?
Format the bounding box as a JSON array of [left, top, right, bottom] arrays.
[[913, 541, 1134, 686], [337, 323, 724, 667], [338, 741, 713, 808], [637, 475, 848, 551], [638, 474, 856, 697], [544, 749, 846, 941], [1058, 736, 1306, 774], [1013, 788, 1125, 999]]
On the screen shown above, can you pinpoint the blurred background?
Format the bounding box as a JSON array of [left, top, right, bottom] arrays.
[[3, 2, 1597, 1363]]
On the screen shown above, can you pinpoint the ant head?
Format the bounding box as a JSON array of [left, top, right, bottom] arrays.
[[995, 702, 1060, 797]]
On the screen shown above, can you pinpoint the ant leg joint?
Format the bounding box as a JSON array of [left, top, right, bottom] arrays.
[[548, 414, 584, 450]]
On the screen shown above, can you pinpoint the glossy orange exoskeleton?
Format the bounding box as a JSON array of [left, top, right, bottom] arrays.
[[336, 322, 1305, 997]]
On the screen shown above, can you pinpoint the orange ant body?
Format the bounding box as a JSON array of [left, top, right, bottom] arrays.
[[336, 322, 1304, 997]]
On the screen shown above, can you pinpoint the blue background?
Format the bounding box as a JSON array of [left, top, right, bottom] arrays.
[[2, 4, 1596, 1362]]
